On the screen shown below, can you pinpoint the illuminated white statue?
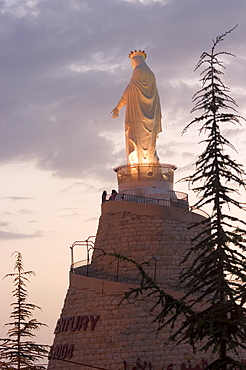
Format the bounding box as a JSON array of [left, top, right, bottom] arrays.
[[111, 50, 162, 165]]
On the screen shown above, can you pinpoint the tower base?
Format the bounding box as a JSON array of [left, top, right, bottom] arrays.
[[47, 202, 224, 369]]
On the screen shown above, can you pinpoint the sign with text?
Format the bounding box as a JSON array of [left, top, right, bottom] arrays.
[[49, 344, 73, 360], [54, 315, 100, 333]]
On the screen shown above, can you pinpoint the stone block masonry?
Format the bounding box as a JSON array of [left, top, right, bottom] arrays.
[[91, 202, 204, 290], [47, 201, 246, 369], [48, 274, 214, 370]]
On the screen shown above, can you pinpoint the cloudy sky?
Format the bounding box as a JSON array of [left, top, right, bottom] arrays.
[[1, 0, 246, 350]]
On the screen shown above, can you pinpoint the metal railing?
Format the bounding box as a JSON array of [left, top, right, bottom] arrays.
[[104, 191, 189, 210], [71, 255, 157, 284], [113, 163, 177, 184], [70, 236, 96, 275], [70, 258, 191, 294], [70, 242, 157, 283], [104, 191, 210, 218]]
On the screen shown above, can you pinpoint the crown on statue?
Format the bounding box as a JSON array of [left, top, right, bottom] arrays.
[[129, 50, 147, 59]]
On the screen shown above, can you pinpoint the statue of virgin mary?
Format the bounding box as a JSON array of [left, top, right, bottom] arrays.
[[111, 50, 162, 165]]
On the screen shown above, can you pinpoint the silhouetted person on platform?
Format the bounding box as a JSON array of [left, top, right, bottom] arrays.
[[102, 190, 107, 203], [109, 190, 117, 201]]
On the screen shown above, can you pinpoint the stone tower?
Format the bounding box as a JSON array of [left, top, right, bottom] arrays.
[[47, 50, 213, 370], [47, 162, 210, 370]]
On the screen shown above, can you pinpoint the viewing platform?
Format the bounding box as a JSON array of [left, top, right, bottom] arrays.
[[113, 163, 181, 200], [104, 190, 188, 209]]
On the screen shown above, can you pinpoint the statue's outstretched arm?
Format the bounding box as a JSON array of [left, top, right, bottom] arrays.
[[111, 92, 127, 119]]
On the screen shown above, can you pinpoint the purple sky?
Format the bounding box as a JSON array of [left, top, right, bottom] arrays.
[[0, 0, 246, 349]]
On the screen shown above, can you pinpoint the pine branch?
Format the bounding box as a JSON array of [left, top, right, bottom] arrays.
[[1, 252, 48, 368]]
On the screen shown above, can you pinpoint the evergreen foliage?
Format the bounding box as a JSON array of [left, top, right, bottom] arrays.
[[110, 27, 246, 369], [176, 26, 246, 367], [0, 252, 49, 370]]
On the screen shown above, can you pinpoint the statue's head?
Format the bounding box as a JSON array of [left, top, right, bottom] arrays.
[[129, 50, 147, 69], [129, 50, 147, 60]]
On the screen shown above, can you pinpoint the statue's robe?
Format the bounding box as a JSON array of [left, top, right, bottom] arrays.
[[117, 58, 162, 165]]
